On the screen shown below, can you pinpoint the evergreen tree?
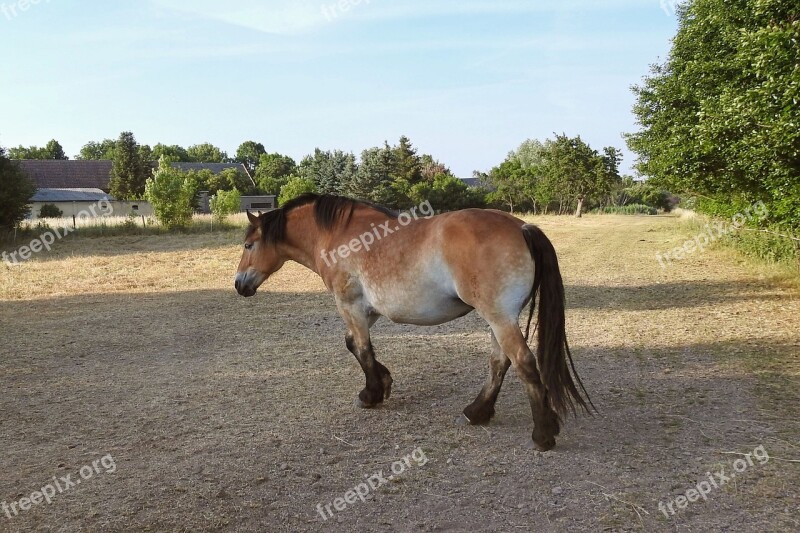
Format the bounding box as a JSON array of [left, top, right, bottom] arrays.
[[109, 131, 150, 200], [392, 136, 422, 184]]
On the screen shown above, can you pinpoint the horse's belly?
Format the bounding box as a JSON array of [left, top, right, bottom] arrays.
[[369, 285, 473, 326]]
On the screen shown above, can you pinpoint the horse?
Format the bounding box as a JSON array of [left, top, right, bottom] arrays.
[[235, 193, 593, 451]]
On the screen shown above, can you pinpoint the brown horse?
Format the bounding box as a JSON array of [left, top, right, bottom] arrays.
[[235, 193, 593, 451]]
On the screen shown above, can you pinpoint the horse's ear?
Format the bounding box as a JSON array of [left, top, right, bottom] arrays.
[[246, 210, 259, 226]]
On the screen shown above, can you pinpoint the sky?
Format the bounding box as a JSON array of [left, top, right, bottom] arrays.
[[0, 0, 679, 177]]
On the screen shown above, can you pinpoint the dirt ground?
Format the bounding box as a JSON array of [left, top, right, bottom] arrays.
[[1, 214, 798, 532]]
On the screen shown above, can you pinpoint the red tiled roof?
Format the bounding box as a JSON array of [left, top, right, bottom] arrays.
[[16, 160, 113, 191]]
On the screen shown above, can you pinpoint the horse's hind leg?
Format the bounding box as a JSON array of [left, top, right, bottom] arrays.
[[491, 321, 560, 451], [339, 307, 392, 408], [462, 331, 511, 425]]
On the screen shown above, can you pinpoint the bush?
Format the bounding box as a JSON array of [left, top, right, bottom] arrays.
[[210, 188, 241, 220], [144, 158, 199, 228], [278, 176, 316, 206], [39, 204, 63, 218]]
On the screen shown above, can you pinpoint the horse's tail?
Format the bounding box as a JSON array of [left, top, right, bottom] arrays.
[[521, 224, 595, 417]]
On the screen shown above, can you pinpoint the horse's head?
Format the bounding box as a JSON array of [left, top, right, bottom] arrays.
[[235, 211, 284, 297]]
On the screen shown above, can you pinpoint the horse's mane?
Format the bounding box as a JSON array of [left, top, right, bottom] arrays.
[[249, 193, 398, 244]]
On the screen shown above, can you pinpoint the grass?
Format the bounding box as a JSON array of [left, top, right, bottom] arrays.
[[1, 213, 251, 244]]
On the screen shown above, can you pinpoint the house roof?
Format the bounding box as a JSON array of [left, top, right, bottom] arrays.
[[17, 160, 113, 190], [16, 160, 256, 192], [170, 162, 256, 187], [31, 188, 113, 202]]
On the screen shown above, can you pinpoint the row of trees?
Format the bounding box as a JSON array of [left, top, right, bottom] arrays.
[[627, 0, 799, 231], [480, 135, 627, 216], [5, 129, 671, 232]]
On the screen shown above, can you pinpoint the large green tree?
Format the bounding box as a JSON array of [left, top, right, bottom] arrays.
[[0, 147, 36, 231], [235, 141, 266, 173], [8, 139, 68, 160], [392, 135, 423, 184], [109, 131, 151, 200], [345, 143, 397, 205], [298, 148, 357, 195], [627, 0, 800, 228], [152, 143, 190, 162], [76, 139, 116, 160], [255, 152, 296, 194], [187, 143, 228, 163]]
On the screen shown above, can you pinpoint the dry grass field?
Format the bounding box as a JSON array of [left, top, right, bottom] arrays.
[[1, 214, 798, 532]]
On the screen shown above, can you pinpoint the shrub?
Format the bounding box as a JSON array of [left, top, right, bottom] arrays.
[[39, 204, 63, 218], [144, 158, 199, 228], [278, 176, 316, 206], [210, 188, 241, 220]]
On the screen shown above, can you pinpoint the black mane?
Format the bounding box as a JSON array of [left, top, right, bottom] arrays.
[[249, 193, 398, 243]]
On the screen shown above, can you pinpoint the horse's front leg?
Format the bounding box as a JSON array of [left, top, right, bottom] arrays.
[[338, 305, 392, 408]]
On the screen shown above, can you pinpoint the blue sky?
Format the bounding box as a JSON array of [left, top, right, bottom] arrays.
[[0, 0, 678, 177]]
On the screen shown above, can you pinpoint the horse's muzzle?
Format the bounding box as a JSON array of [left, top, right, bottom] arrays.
[[234, 275, 257, 297]]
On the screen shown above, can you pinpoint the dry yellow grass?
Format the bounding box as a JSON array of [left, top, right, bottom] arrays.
[[0, 213, 798, 531]]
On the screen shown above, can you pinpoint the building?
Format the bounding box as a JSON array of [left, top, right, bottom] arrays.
[[16, 159, 258, 218], [240, 195, 277, 212], [28, 188, 153, 220]]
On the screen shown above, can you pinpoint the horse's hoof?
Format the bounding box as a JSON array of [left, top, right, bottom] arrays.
[[354, 397, 376, 409], [454, 414, 471, 426], [533, 437, 556, 452]]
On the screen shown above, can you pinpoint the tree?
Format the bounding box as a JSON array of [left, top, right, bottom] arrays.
[[109, 131, 150, 200], [278, 176, 316, 206], [255, 152, 296, 194], [144, 158, 199, 228], [392, 136, 423, 184], [152, 144, 191, 162], [626, 0, 800, 229], [485, 157, 528, 213], [76, 139, 116, 160], [345, 143, 397, 204], [409, 174, 485, 211], [235, 141, 266, 173], [298, 148, 357, 195], [45, 139, 68, 160], [541, 134, 609, 217], [8, 139, 68, 160], [420, 154, 452, 183], [210, 188, 241, 220], [187, 143, 227, 163], [0, 147, 36, 231]]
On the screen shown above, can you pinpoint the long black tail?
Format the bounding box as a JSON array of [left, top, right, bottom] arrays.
[[522, 224, 595, 416]]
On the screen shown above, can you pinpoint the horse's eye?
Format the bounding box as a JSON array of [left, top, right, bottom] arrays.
[[244, 243, 254, 250]]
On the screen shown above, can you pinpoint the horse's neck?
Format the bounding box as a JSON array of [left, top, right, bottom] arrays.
[[281, 207, 323, 273]]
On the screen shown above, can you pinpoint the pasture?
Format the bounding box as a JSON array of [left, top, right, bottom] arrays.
[[1, 214, 798, 531]]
